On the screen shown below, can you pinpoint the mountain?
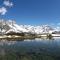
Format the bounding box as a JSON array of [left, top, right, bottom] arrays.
[[0, 19, 59, 35]]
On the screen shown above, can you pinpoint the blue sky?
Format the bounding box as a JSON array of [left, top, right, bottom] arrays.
[[0, 0, 60, 25]]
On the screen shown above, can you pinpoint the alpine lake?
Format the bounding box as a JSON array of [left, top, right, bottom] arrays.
[[0, 37, 60, 60]]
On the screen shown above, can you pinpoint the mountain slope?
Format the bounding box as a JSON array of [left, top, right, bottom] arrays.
[[0, 19, 59, 35]]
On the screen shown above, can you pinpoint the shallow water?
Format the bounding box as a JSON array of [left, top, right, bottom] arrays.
[[0, 39, 60, 60]]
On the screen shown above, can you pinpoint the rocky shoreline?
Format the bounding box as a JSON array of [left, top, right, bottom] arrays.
[[0, 34, 60, 40]]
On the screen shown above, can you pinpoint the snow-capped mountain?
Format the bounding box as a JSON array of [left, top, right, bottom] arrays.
[[0, 19, 59, 35]]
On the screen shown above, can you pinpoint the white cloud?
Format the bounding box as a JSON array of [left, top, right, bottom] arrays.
[[3, 0, 13, 7], [0, 7, 7, 15], [0, 0, 14, 15]]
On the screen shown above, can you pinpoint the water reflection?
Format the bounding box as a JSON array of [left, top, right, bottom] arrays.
[[0, 39, 60, 60], [0, 40, 17, 46]]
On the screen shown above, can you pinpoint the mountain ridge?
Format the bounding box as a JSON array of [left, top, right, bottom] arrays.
[[0, 19, 59, 35]]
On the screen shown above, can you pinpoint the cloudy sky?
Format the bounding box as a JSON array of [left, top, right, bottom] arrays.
[[0, 0, 60, 25]]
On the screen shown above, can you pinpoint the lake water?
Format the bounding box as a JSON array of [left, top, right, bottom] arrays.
[[0, 38, 60, 60]]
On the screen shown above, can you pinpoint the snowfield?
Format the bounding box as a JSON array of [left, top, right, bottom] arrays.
[[0, 19, 60, 35]]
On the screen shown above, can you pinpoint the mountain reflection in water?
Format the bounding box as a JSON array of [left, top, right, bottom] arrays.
[[0, 39, 60, 60]]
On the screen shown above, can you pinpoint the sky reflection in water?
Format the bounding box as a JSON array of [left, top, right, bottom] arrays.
[[0, 39, 60, 60]]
